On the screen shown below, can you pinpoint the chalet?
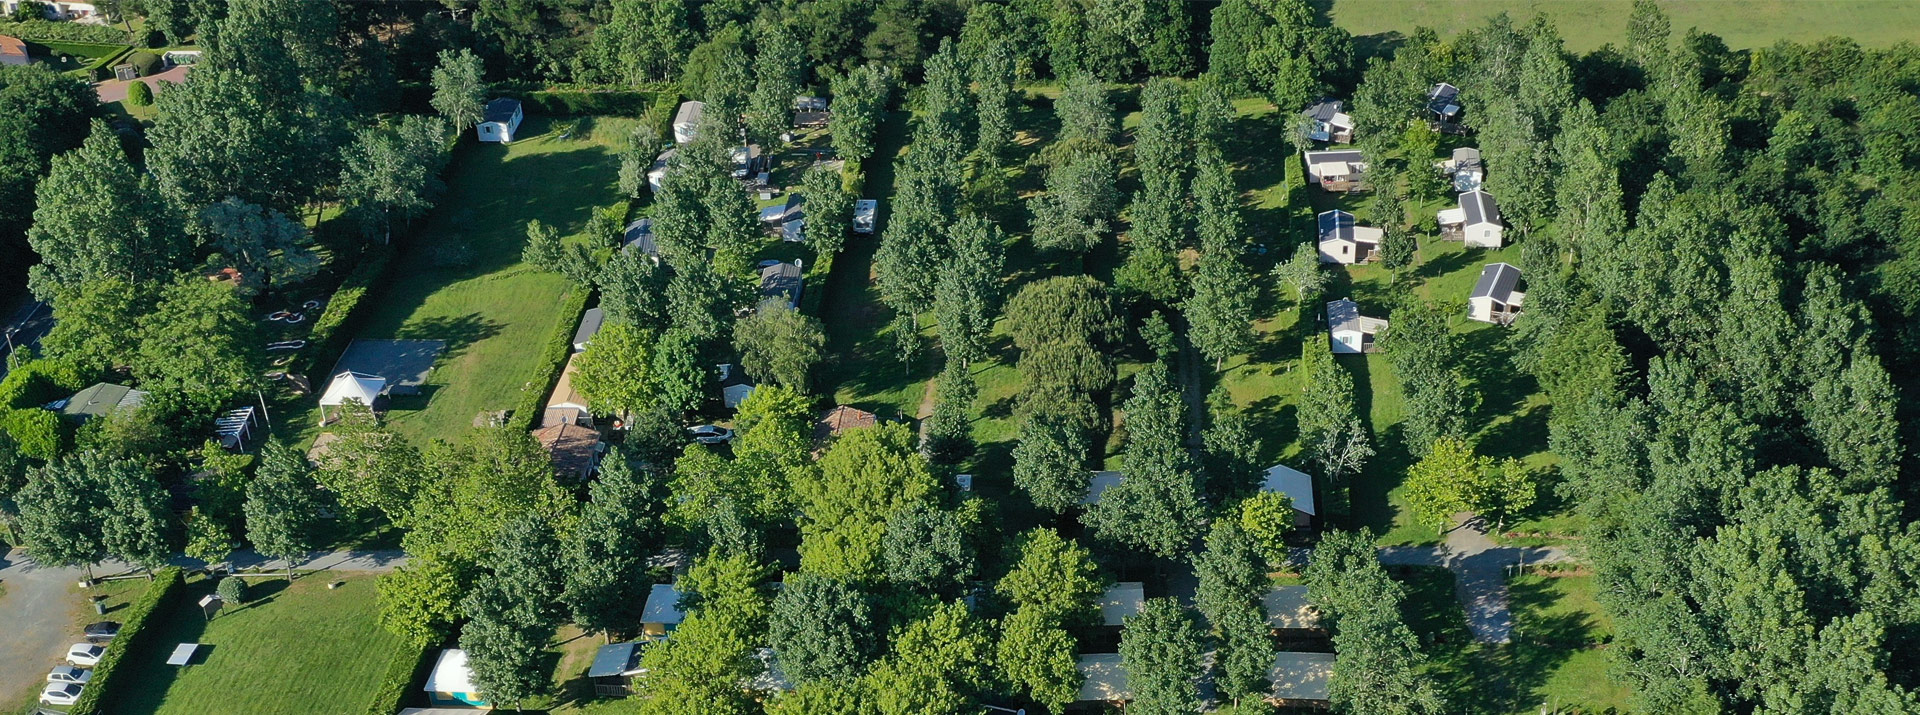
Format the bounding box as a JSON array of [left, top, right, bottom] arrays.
[[1316, 209, 1383, 265], [1268, 652, 1335, 707], [718, 363, 755, 408], [1437, 189, 1504, 248], [476, 98, 522, 143], [1076, 654, 1130, 705], [588, 640, 656, 697], [1302, 99, 1355, 143], [672, 101, 705, 144], [1303, 150, 1368, 192], [544, 353, 592, 427], [1098, 582, 1146, 627], [1468, 263, 1525, 325], [815, 405, 878, 444], [647, 148, 677, 193], [1438, 146, 1483, 192], [1080, 470, 1124, 506], [759, 261, 804, 310], [533, 421, 601, 481], [1263, 586, 1322, 633], [641, 583, 686, 636], [1326, 298, 1387, 354], [623, 218, 657, 258], [572, 307, 605, 352], [0, 35, 27, 66], [56, 382, 148, 423], [852, 199, 879, 234], [1260, 464, 1317, 529], [1427, 82, 1462, 122]]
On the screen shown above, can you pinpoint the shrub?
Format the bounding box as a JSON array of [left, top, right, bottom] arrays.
[[0, 357, 83, 409], [127, 49, 160, 76], [125, 79, 153, 106], [216, 575, 249, 603], [68, 567, 184, 715], [0, 408, 64, 460]]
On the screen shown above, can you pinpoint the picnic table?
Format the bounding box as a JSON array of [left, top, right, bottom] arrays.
[[166, 643, 199, 666]]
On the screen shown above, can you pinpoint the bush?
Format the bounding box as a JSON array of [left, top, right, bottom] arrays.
[[0, 357, 83, 409], [127, 49, 160, 76], [216, 575, 249, 603], [0, 407, 64, 460], [68, 567, 184, 715], [125, 78, 153, 106], [506, 286, 591, 431], [0, 18, 129, 44], [360, 637, 433, 715]]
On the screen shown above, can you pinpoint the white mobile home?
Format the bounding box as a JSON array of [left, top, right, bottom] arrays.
[[1468, 262, 1525, 325], [1326, 298, 1387, 354], [672, 101, 705, 144], [1438, 189, 1505, 248], [1316, 209, 1383, 264], [1260, 464, 1318, 529], [476, 98, 522, 143], [1303, 150, 1368, 192]]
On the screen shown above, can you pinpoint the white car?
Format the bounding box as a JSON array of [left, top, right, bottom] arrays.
[[47, 665, 91, 684], [688, 425, 734, 444], [40, 682, 83, 706], [66, 643, 104, 666]]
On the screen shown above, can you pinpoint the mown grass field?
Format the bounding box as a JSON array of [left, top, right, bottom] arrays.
[[328, 115, 631, 445], [107, 574, 407, 715], [1327, 0, 1920, 54]]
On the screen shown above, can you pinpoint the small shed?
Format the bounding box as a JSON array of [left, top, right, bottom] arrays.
[[1263, 586, 1322, 632], [1316, 209, 1383, 265], [718, 363, 755, 408], [1303, 150, 1368, 191], [477, 98, 523, 143], [318, 372, 386, 423], [588, 640, 653, 697], [623, 218, 657, 258], [423, 649, 490, 708], [1076, 653, 1131, 703], [672, 101, 705, 144], [57, 382, 148, 422], [1081, 470, 1124, 506], [572, 307, 605, 352], [0, 35, 27, 66], [1438, 189, 1504, 248], [1098, 582, 1146, 627], [758, 261, 804, 310], [1469, 262, 1525, 325], [1260, 464, 1317, 528], [1268, 651, 1336, 706], [641, 583, 686, 636], [1326, 299, 1387, 354], [544, 353, 592, 428], [853, 199, 878, 234]]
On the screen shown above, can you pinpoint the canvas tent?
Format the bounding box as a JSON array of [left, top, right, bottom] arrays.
[[423, 649, 489, 708], [318, 371, 386, 423]]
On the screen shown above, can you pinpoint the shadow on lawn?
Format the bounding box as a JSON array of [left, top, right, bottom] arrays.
[[394, 312, 504, 361]]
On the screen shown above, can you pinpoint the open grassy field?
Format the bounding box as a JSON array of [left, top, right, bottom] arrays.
[[107, 573, 408, 715], [1396, 566, 1629, 714], [326, 115, 630, 445], [1327, 0, 1920, 54]]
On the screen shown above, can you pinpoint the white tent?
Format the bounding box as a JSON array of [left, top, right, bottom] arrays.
[[318, 371, 386, 423]]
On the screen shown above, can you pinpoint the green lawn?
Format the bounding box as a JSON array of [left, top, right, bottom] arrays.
[[1395, 567, 1630, 714], [107, 574, 409, 715], [319, 115, 631, 445], [1327, 0, 1920, 54]]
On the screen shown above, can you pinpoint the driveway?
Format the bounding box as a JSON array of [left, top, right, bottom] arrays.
[[93, 64, 191, 103]]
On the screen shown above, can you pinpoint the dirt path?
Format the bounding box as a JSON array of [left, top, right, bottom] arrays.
[[1376, 513, 1573, 644]]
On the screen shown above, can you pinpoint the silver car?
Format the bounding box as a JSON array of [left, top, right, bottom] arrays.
[[47, 666, 91, 684]]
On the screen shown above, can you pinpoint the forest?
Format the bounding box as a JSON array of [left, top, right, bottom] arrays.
[[0, 1, 1918, 714]]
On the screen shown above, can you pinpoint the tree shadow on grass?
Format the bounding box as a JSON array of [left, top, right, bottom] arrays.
[[394, 312, 505, 362], [1457, 326, 1539, 423], [1244, 395, 1299, 466]]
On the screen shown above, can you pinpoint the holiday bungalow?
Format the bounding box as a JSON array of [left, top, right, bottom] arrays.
[[1260, 464, 1318, 529], [1268, 651, 1335, 707], [1303, 150, 1368, 192], [544, 353, 592, 428], [672, 101, 705, 144], [476, 98, 522, 143], [760, 192, 805, 225], [532, 421, 600, 482], [647, 148, 677, 193], [1468, 263, 1525, 325], [572, 307, 605, 352], [1263, 586, 1322, 633], [1076, 654, 1130, 705], [1316, 209, 1383, 265], [641, 583, 686, 636], [1439, 147, 1484, 192], [1326, 298, 1388, 354], [1302, 98, 1355, 143], [815, 405, 878, 444], [0, 35, 27, 66], [56, 382, 148, 423], [1437, 189, 1505, 248], [759, 261, 804, 310], [423, 649, 489, 708], [623, 218, 658, 258], [718, 363, 756, 409], [1098, 582, 1146, 627], [588, 640, 656, 697], [1427, 82, 1462, 123]]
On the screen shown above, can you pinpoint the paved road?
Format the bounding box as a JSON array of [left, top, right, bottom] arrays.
[[0, 299, 52, 380], [1378, 513, 1573, 644], [0, 548, 407, 706]]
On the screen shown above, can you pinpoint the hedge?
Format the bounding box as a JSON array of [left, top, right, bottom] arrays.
[[394, 82, 680, 124], [127, 49, 160, 76], [505, 286, 590, 432], [68, 567, 186, 715], [360, 636, 433, 715], [80, 45, 135, 82], [0, 19, 128, 44], [295, 246, 393, 378]]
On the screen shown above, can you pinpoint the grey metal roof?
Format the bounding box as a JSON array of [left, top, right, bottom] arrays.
[[1318, 210, 1356, 243], [759, 262, 803, 306], [782, 218, 805, 242], [760, 193, 805, 223], [1452, 146, 1481, 163], [673, 101, 705, 127], [483, 98, 520, 123], [1471, 262, 1522, 302], [1303, 99, 1343, 123], [58, 383, 147, 420], [1461, 190, 1500, 226], [623, 218, 656, 255], [1326, 298, 1388, 334], [588, 642, 645, 678], [572, 308, 605, 348], [1427, 83, 1460, 116], [1304, 150, 1366, 164]]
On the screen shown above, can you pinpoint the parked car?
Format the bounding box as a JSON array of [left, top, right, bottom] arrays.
[[46, 666, 91, 684], [83, 621, 120, 642], [66, 643, 103, 666], [688, 425, 734, 444], [40, 682, 83, 706]]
